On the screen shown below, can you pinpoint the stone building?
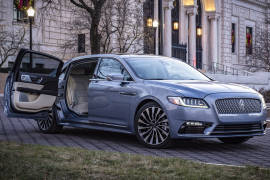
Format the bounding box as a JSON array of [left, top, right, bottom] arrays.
[[0, 0, 87, 66], [1, 0, 270, 74], [143, 0, 270, 72]]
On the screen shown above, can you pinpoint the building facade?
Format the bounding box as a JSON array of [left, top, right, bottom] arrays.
[[1, 0, 270, 73], [144, 0, 270, 72], [0, 0, 87, 66]]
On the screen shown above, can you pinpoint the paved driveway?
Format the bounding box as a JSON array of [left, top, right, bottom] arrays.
[[0, 98, 270, 167]]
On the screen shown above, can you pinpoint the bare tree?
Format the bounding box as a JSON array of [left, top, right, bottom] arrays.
[[114, 0, 144, 53], [70, 0, 107, 54], [99, 0, 117, 53], [40, 0, 144, 55], [248, 27, 270, 72], [0, 27, 26, 67], [99, 0, 144, 54]]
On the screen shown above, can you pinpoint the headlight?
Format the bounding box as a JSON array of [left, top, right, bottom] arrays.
[[259, 94, 267, 109], [168, 97, 209, 108]]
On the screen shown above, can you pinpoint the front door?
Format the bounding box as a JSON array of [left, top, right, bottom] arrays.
[[4, 49, 63, 119], [88, 58, 136, 127]]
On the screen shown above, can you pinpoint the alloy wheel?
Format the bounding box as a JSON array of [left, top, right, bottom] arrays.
[[37, 110, 53, 131], [137, 106, 170, 146]]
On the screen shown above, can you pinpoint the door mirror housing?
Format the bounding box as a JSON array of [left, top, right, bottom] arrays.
[[106, 74, 124, 81]]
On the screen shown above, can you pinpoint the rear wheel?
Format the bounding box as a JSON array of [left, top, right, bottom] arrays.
[[37, 106, 63, 133], [135, 102, 172, 148], [218, 137, 251, 144]]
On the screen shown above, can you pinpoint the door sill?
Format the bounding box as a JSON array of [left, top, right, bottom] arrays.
[[63, 119, 128, 129]]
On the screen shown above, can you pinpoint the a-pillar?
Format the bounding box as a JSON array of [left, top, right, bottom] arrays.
[[186, 7, 197, 66], [163, 0, 174, 57]]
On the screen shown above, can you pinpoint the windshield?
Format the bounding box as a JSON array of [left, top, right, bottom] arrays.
[[125, 57, 210, 81]]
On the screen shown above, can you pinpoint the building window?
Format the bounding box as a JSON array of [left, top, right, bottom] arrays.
[[232, 23, 236, 53], [8, 62, 14, 68], [78, 34, 86, 53], [246, 27, 253, 55], [13, 0, 35, 22]]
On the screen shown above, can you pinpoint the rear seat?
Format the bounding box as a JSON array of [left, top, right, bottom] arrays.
[[66, 69, 90, 115]]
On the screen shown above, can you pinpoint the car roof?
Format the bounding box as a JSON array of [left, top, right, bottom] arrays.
[[62, 54, 164, 70]]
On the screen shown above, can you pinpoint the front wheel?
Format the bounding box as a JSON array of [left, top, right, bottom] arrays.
[[218, 137, 252, 144], [36, 106, 63, 133], [135, 102, 172, 148]]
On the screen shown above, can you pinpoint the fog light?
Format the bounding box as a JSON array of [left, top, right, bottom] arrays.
[[186, 121, 203, 126], [178, 121, 212, 134]]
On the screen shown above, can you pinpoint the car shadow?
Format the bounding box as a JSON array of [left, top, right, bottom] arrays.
[[58, 127, 259, 152]]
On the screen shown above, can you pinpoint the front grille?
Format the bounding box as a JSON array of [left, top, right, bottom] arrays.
[[211, 123, 263, 135], [215, 98, 261, 114]]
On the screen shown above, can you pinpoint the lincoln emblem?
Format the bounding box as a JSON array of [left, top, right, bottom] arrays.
[[239, 99, 245, 111]]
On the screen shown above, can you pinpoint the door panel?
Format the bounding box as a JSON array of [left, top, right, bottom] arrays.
[[4, 49, 63, 118], [89, 81, 136, 126], [88, 58, 135, 126], [12, 82, 56, 112]]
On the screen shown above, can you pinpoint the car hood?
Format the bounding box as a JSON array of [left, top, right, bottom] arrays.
[[146, 80, 258, 98]]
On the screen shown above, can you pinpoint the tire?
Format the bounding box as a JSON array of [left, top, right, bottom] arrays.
[[218, 137, 251, 144], [135, 102, 172, 148], [36, 105, 63, 134]]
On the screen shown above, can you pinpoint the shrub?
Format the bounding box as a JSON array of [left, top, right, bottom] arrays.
[[258, 88, 270, 103]]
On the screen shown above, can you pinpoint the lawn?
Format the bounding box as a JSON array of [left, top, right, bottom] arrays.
[[0, 141, 269, 180]]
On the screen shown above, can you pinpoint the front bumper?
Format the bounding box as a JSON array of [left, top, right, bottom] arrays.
[[166, 92, 268, 139]]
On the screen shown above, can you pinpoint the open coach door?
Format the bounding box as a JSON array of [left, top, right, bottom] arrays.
[[4, 49, 63, 119]]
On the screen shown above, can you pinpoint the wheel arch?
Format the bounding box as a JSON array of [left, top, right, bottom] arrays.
[[130, 96, 167, 133]]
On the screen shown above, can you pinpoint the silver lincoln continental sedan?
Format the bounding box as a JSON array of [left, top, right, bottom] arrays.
[[4, 49, 268, 148]]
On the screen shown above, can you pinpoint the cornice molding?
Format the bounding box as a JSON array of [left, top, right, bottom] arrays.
[[236, 0, 268, 8]]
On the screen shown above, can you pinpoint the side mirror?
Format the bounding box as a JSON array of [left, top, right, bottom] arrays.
[[106, 74, 124, 81]]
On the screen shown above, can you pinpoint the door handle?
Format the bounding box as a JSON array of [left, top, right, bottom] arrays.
[[119, 92, 136, 96]]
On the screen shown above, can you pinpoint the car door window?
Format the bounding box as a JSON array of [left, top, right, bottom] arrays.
[[97, 58, 132, 81], [19, 52, 60, 78]]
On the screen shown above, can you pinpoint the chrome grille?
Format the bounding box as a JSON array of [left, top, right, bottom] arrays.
[[215, 98, 261, 114]]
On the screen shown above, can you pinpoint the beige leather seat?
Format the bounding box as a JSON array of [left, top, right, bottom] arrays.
[[66, 68, 90, 115]]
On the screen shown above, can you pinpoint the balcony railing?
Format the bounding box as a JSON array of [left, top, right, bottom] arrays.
[[172, 44, 187, 62], [202, 62, 253, 76]]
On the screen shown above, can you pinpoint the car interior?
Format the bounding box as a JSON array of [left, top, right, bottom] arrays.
[[66, 61, 98, 115], [11, 52, 61, 113]]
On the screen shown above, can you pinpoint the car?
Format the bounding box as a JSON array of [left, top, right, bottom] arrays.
[[3, 49, 268, 148]]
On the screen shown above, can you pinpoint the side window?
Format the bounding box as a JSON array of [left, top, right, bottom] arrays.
[[97, 58, 132, 81], [19, 53, 60, 77]]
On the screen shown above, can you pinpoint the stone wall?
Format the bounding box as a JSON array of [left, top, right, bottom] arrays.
[[207, 72, 270, 90], [0, 0, 89, 67], [220, 0, 268, 67], [0, 73, 8, 94], [220, 0, 232, 66]]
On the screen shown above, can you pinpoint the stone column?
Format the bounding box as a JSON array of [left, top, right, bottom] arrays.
[[154, 0, 159, 55], [186, 7, 197, 66], [179, 0, 186, 44], [163, 0, 174, 57], [208, 13, 220, 67]]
